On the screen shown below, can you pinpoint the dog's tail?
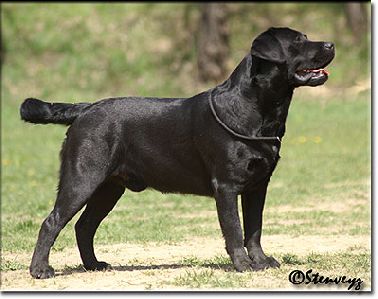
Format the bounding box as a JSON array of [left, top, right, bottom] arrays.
[[20, 98, 92, 125]]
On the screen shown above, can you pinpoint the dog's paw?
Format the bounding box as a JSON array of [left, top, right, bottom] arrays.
[[84, 261, 111, 271], [30, 265, 55, 279], [234, 258, 253, 272], [250, 255, 280, 271], [266, 256, 280, 268], [231, 249, 254, 272]]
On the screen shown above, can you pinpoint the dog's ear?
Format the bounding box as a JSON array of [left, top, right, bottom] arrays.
[[251, 29, 286, 64]]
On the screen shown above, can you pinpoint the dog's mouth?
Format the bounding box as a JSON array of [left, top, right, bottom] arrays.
[[296, 68, 329, 77], [293, 53, 334, 87], [294, 67, 329, 87]]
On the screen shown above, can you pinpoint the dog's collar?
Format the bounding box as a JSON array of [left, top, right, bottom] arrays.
[[208, 91, 281, 143]]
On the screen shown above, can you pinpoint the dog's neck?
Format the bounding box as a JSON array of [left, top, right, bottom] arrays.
[[212, 54, 294, 139]]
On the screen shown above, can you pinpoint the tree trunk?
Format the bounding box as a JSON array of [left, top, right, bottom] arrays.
[[345, 3, 367, 42], [197, 3, 230, 83]]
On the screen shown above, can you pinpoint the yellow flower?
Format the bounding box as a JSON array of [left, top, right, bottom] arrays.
[[298, 136, 307, 144], [313, 136, 322, 143], [2, 159, 10, 166]]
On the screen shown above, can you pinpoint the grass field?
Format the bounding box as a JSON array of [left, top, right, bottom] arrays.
[[1, 90, 371, 290], [1, 3, 371, 291]]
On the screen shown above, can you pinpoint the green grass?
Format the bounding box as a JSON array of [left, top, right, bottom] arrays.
[[173, 251, 370, 289], [281, 253, 305, 265], [1, 93, 370, 252], [0, 259, 28, 272]]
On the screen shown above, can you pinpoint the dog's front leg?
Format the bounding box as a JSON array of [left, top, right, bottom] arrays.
[[213, 182, 253, 272], [241, 181, 280, 270]]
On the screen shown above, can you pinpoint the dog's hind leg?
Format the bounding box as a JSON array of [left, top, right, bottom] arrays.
[[75, 178, 125, 271], [29, 178, 106, 279], [29, 141, 112, 279]]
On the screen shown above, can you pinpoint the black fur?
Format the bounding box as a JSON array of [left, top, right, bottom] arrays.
[[22, 27, 334, 279], [20, 98, 91, 125]]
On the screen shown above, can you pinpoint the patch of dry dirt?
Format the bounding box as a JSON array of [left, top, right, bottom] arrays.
[[276, 192, 370, 214], [1, 235, 370, 291]]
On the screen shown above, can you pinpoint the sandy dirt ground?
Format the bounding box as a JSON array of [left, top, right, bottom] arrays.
[[1, 234, 370, 291]]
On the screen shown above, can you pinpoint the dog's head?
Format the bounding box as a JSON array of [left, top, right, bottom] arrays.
[[251, 27, 335, 87]]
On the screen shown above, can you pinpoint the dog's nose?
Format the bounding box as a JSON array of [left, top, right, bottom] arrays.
[[324, 42, 334, 50]]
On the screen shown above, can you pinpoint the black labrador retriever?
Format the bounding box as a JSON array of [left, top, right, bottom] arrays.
[[20, 27, 334, 279]]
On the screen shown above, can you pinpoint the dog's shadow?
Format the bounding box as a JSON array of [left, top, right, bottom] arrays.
[[57, 262, 233, 277]]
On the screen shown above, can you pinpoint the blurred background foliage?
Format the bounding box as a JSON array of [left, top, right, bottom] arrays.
[[1, 2, 370, 102]]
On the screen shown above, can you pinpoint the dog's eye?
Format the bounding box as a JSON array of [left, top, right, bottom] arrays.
[[304, 34, 308, 39]]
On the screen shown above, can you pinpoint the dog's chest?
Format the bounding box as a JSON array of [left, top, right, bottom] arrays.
[[230, 142, 281, 186]]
